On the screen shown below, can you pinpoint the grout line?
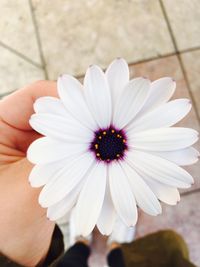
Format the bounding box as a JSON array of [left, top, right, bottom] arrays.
[[0, 41, 43, 69], [159, 0, 178, 51], [28, 0, 48, 79], [125, 52, 176, 68], [178, 56, 200, 123], [181, 188, 200, 197], [159, 0, 200, 124], [178, 45, 200, 55], [76, 46, 200, 80], [127, 46, 200, 68]]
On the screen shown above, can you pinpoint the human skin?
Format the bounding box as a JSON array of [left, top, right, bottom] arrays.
[[0, 81, 58, 266], [0, 81, 124, 266]]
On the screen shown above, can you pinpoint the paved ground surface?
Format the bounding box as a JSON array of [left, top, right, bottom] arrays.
[[0, 1, 199, 266]]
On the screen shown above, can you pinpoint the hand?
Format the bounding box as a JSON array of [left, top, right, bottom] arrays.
[[0, 81, 58, 266]]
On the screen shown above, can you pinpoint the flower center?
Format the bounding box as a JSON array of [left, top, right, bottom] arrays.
[[90, 127, 128, 163]]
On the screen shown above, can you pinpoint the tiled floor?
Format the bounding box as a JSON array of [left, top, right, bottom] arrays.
[[0, 0, 199, 266]]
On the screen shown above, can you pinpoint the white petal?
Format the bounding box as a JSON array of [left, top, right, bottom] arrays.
[[129, 127, 198, 151], [47, 181, 83, 221], [57, 75, 97, 130], [135, 77, 176, 119], [29, 113, 93, 143], [97, 179, 117, 235], [127, 150, 194, 188], [29, 159, 66, 188], [142, 176, 180, 205], [84, 65, 112, 129], [109, 162, 138, 226], [39, 153, 94, 207], [150, 147, 199, 166], [74, 163, 107, 236], [127, 99, 191, 133], [121, 162, 162, 216], [113, 78, 150, 129], [56, 211, 71, 225], [27, 137, 88, 164], [34, 96, 67, 116], [105, 58, 129, 107], [111, 217, 136, 243]]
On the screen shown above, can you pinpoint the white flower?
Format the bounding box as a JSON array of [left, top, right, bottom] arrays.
[[27, 58, 199, 236]]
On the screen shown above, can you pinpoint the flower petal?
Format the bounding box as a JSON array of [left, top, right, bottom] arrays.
[[39, 153, 94, 207], [29, 113, 93, 143], [127, 150, 194, 188], [27, 137, 88, 164], [129, 127, 198, 151], [142, 177, 180, 205], [34, 96, 67, 116], [150, 147, 199, 166], [29, 159, 66, 187], [105, 58, 129, 107], [57, 75, 97, 130], [84, 65, 112, 129], [97, 179, 117, 235], [121, 162, 162, 216], [135, 77, 176, 119], [127, 99, 191, 133], [109, 162, 138, 226], [47, 181, 83, 221], [113, 78, 150, 129], [74, 162, 107, 236]]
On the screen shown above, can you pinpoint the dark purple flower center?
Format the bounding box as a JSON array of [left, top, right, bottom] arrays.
[[90, 127, 128, 163]]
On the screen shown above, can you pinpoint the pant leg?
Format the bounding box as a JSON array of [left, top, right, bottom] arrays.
[[56, 242, 90, 267], [107, 248, 126, 267], [121, 230, 196, 267]]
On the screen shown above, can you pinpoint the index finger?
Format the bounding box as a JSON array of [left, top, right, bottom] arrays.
[[0, 81, 57, 131]]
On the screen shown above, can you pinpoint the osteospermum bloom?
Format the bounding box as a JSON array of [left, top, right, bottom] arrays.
[[27, 58, 199, 236]]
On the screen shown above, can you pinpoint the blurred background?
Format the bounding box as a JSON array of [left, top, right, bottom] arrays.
[[0, 0, 199, 266]]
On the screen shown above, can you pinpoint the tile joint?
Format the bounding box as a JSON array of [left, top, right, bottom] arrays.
[[0, 41, 43, 69], [181, 188, 200, 197], [159, 0, 200, 124], [28, 0, 48, 79]]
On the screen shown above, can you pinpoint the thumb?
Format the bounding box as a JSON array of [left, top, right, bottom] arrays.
[[0, 80, 57, 131]]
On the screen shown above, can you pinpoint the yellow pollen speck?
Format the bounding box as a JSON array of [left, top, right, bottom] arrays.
[[103, 131, 107, 135], [98, 136, 102, 139], [95, 144, 98, 149], [123, 139, 126, 143], [96, 153, 100, 157], [111, 129, 115, 133], [116, 154, 120, 158]]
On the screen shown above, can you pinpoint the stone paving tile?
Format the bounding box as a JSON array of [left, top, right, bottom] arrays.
[[162, 0, 200, 51], [135, 191, 200, 267], [0, 0, 41, 65], [129, 55, 200, 192], [181, 50, 200, 119], [32, 0, 174, 79], [0, 46, 45, 95], [89, 228, 108, 267]]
